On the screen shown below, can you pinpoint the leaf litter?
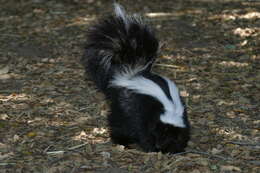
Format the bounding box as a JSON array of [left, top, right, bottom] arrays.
[[0, 0, 259, 172]]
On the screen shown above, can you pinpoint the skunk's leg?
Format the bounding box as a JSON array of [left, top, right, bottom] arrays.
[[110, 131, 132, 146], [109, 127, 134, 147], [138, 133, 157, 152], [108, 113, 134, 147]]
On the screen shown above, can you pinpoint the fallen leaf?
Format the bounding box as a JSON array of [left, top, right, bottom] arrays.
[[13, 135, 20, 142], [220, 165, 241, 172], [210, 165, 218, 170], [0, 152, 14, 160], [0, 65, 9, 75], [191, 169, 201, 173], [211, 148, 222, 154], [75, 116, 89, 124], [0, 114, 9, 120], [27, 132, 37, 138], [197, 158, 209, 166]]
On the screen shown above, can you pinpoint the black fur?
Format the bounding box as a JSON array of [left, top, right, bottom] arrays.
[[107, 72, 190, 153], [81, 4, 190, 153], [82, 10, 158, 92]]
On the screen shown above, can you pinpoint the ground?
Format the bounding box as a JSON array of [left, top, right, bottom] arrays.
[[0, 0, 259, 172]]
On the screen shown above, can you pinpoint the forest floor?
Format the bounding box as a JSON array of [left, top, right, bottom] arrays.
[[0, 0, 259, 172]]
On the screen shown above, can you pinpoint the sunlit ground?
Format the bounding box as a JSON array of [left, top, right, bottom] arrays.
[[0, 0, 259, 172]]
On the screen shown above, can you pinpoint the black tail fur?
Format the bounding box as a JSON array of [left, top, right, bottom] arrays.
[[81, 4, 158, 92]]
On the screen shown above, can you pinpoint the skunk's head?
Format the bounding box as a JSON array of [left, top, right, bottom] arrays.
[[150, 109, 190, 153]]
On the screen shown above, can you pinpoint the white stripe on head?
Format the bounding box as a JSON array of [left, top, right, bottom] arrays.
[[110, 71, 186, 128]]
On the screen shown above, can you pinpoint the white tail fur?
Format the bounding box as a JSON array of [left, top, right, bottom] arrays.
[[114, 3, 129, 29]]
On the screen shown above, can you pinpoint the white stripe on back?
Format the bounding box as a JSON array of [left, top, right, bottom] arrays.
[[110, 71, 185, 128]]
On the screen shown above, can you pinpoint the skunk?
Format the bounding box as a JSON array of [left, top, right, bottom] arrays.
[[81, 3, 190, 153]]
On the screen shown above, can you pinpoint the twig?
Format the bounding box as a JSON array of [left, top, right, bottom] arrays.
[[46, 150, 65, 155], [0, 162, 16, 166], [187, 150, 233, 160], [227, 141, 260, 146], [78, 107, 88, 112], [46, 143, 88, 155], [155, 63, 182, 69], [43, 145, 53, 153], [0, 34, 22, 38], [68, 143, 88, 150], [171, 150, 233, 161]]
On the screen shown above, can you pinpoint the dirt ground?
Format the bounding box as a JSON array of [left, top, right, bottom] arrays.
[[0, 0, 259, 172]]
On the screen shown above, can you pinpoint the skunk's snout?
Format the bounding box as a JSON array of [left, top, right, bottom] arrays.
[[152, 122, 190, 153]]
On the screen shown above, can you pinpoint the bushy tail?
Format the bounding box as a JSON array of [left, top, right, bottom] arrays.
[[82, 3, 159, 91]]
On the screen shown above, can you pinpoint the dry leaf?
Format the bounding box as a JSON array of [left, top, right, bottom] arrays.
[[220, 165, 241, 172], [0, 65, 9, 75], [197, 158, 209, 166], [191, 169, 201, 173], [0, 152, 14, 160], [26, 132, 37, 138], [13, 134, 20, 142], [0, 114, 9, 120], [211, 148, 222, 154]]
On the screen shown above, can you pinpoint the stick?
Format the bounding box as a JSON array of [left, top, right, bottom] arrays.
[[46, 151, 65, 155], [68, 143, 88, 150], [46, 143, 88, 155], [227, 141, 260, 146], [155, 64, 181, 69], [188, 150, 233, 160], [171, 150, 233, 161], [0, 162, 16, 166]]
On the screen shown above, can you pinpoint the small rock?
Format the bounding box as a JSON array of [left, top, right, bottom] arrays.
[[211, 148, 222, 154]]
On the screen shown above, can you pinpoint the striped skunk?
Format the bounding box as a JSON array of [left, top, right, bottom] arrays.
[[81, 3, 190, 153]]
